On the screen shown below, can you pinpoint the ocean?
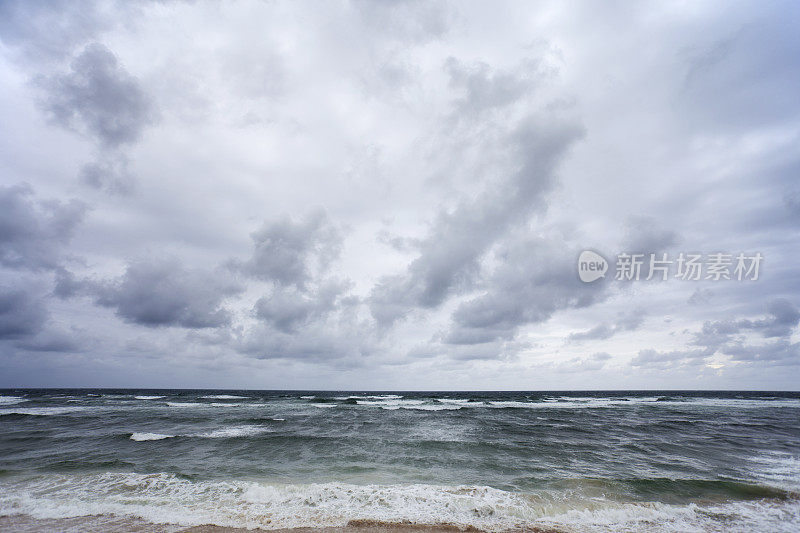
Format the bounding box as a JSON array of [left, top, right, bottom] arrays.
[[0, 390, 798, 532]]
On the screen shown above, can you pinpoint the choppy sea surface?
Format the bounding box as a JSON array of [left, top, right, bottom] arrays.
[[0, 389, 799, 532]]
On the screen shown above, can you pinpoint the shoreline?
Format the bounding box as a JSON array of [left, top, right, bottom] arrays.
[[0, 515, 563, 533]]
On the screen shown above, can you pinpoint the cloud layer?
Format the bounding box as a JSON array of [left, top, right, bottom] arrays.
[[1, 0, 799, 389]]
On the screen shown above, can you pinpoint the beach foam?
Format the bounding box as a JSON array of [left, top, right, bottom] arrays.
[[1, 472, 797, 532]]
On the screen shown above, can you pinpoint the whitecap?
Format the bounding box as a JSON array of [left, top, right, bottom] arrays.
[[356, 399, 423, 407], [196, 426, 270, 438], [394, 404, 462, 411], [0, 395, 26, 405], [130, 432, 173, 441], [200, 395, 247, 400], [336, 394, 403, 400]]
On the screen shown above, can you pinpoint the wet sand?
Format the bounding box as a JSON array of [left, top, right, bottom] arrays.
[[0, 515, 562, 533]]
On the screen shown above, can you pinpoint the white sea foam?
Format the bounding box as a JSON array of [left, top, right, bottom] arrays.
[[311, 403, 337, 408], [356, 398, 463, 411], [0, 395, 26, 405], [165, 402, 205, 408], [471, 397, 800, 410], [536, 499, 800, 533], [134, 396, 165, 400], [200, 395, 247, 400], [196, 426, 270, 438], [397, 404, 462, 411], [1, 473, 797, 532], [356, 399, 424, 406], [748, 451, 800, 491], [166, 401, 249, 408], [356, 396, 800, 411], [130, 433, 173, 441], [129, 426, 271, 441], [337, 394, 403, 400]]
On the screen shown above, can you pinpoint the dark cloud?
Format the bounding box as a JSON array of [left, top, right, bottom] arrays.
[[631, 299, 800, 370], [254, 280, 352, 334], [225, 208, 368, 363], [0, 184, 86, 271], [4, 6, 155, 195], [762, 298, 800, 337], [79, 154, 135, 195], [723, 339, 800, 365], [53, 267, 85, 299], [376, 230, 420, 253], [692, 298, 800, 348], [38, 42, 156, 148], [0, 0, 108, 62], [232, 210, 342, 288], [14, 327, 81, 353], [94, 259, 243, 329], [445, 56, 553, 117], [567, 312, 644, 343], [622, 215, 680, 253], [567, 323, 614, 342], [237, 310, 375, 364], [370, 117, 584, 326], [0, 285, 47, 339], [444, 236, 607, 347], [367, 48, 582, 327]]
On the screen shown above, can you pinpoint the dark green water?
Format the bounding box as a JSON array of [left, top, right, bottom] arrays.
[[1, 390, 799, 531]]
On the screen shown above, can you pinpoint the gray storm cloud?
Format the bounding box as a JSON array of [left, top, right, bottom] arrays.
[[0, 0, 798, 388], [93, 259, 243, 329]]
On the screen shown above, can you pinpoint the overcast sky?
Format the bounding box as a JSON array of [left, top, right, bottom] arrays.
[[1, 0, 799, 389]]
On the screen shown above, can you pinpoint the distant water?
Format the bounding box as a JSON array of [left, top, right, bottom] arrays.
[[1, 389, 799, 532]]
